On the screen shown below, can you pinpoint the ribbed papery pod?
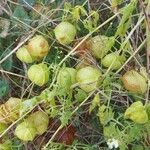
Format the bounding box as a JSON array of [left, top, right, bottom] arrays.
[[124, 101, 148, 124], [27, 35, 49, 57], [89, 35, 115, 59], [0, 98, 21, 124], [57, 67, 77, 90], [0, 105, 8, 124], [5, 97, 21, 120], [27, 63, 49, 86], [102, 52, 126, 70], [73, 39, 91, 57], [15, 120, 37, 142], [121, 70, 147, 94], [16, 45, 37, 63], [27, 111, 49, 135], [1, 104, 14, 124], [0, 104, 15, 124], [54, 22, 77, 45], [76, 66, 102, 92]]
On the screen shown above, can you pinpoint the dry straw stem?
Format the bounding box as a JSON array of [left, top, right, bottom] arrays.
[[138, 0, 150, 104], [0, 69, 27, 79], [146, 1, 150, 104]]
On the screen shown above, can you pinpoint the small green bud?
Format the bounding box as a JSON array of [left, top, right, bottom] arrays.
[[76, 66, 102, 92], [121, 70, 147, 94], [54, 22, 76, 45], [27, 63, 49, 86], [15, 120, 37, 141], [102, 52, 126, 70], [124, 101, 148, 124], [16, 46, 37, 63], [28, 35, 49, 57], [90, 35, 115, 59]]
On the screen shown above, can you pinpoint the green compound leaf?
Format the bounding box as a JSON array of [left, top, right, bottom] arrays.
[[115, 0, 137, 36]]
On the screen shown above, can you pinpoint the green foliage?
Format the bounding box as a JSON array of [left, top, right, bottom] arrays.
[[103, 122, 120, 139], [0, 78, 9, 98], [0, 123, 8, 133], [115, 0, 137, 36], [89, 93, 100, 113], [98, 105, 114, 125], [20, 97, 39, 115], [0, 0, 149, 149], [12, 6, 30, 26], [83, 10, 99, 32], [0, 50, 12, 71], [75, 88, 87, 102], [111, 0, 123, 7], [132, 145, 144, 150]]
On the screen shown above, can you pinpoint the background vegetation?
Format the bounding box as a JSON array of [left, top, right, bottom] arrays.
[[0, 0, 150, 150]]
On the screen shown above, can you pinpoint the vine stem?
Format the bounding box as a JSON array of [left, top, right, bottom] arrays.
[[42, 91, 95, 149]]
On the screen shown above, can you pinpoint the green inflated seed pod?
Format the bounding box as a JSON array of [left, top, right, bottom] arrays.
[[5, 97, 21, 121], [90, 35, 115, 59], [0, 97, 21, 124], [76, 66, 102, 92], [28, 35, 49, 57], [16, 46, 37, 63], [15, 120, 37, 141], [124, 101, 148, 124], [27, 111, 49, 135], [54, 22, 76, 45], [27, 63, 49, 86], [121, 70, 147, 94], [57, 67, 77, 90], [102, 52, 126, 70]]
